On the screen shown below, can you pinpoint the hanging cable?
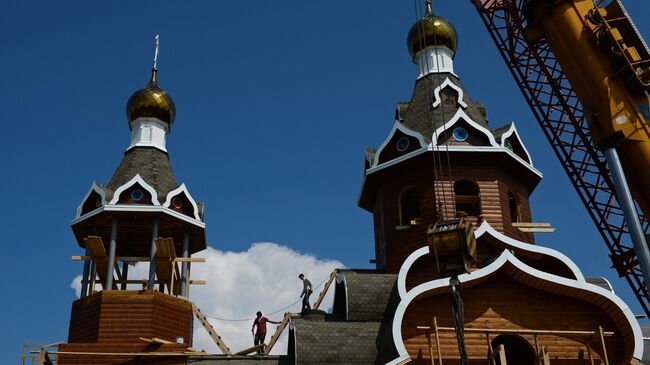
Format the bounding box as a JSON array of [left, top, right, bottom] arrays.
[[198, 271, 332, 322]]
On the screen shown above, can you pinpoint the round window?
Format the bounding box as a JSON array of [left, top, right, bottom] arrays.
[[172, 196, 183, 209], [95, 196, 102, 207], [453, 127, 468, 142], [131, 189, 144, 202], [504, 139, 514, 152], [396, 137, 410, 152]]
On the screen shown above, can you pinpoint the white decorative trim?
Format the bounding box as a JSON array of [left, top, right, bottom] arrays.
[[76, 182, 107, 218], [431, 108, 498, 147], [397, 246, 429, 299], [163, 183, 201, 221], [108, 174, 161, 205], [431, 77, 468, 109], [474, 220, 584, 281], [372, 122, 427, 168], [414, 46, 457, 79], [366, 147, 429, 174], [500, 123, 533, 165], [70, 204, 206, 228], [431, 145, 543, 179], [387, 251, 644, 364], [127, 117, 168, 152]]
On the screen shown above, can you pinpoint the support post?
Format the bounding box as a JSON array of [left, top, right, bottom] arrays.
[[425, 329, 435, 365], [120, 261, 129, 290], [586, 342, 595, 365], [80, 247, 90, 298], [598, 326, 610, 365], [604, 148, 650, 284], [180, 232, 190, 297], [105, 217, 118, 290], [147, 218, 160, 290], [433, 317, 443, 365], [497, 344, 507, 365]]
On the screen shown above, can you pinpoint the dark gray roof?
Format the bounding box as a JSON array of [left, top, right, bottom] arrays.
[[491, 123, 512, 142], [291, 318, 381, 365], [401, 73, 489, 142], [107, 147, 178, 200], [188, 355, 292, 365], [585, 277, 614, 292], [337, 270, 398, 322], [641, 324, 650, 363]]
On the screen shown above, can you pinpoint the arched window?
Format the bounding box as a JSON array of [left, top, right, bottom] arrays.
[[508, 191, 521, 223], [439, 87, 458, 107], [490, 335, 535, 365], [399, 187, 421, 226], [454, 180, 481, 217]]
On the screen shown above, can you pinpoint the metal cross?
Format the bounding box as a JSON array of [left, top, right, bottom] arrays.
[[153, 34, 160, 69]]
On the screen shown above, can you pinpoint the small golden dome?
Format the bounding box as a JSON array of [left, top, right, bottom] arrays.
[[406, 8, 458, 60], [126, 68, 176, 129]]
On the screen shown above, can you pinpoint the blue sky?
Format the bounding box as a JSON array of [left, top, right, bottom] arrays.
[[1, 0, 648, 361]]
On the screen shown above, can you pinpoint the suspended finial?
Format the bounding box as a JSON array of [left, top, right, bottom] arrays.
[[426, 0, 432, 15], [153, 34, 160, 70]]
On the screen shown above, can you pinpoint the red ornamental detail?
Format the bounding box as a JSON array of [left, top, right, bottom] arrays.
[[474, 0, 650, 315], [172, 196, 183, 209]]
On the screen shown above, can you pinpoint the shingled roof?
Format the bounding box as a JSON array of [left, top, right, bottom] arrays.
[[107, 147, 178, 201], [289, 270, 399, 364], [401, 72, 489, 142]]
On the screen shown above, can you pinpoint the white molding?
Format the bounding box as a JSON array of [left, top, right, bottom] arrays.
[[70, 204, 206, 228], [432, 108, 498, 147], [500, 123, 533, 165], [387, 251, 644, 364], [474, 220, 584, 281], [397, 246, 429, 299], [372, 121, 427, 168], [108, 174, 161, 205], [366, 147, 429, 174], [431, 77, 468, 109], [163, 183, 201, 221], [76, 182, 107, 218], [127, 117, 168, 152], [414, 46, 458, 79]]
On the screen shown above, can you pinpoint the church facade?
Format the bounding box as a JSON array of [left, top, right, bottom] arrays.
[[33, 3, 647, 365]]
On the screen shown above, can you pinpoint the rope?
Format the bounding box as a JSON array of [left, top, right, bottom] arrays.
[[198, 272, 332, 322]]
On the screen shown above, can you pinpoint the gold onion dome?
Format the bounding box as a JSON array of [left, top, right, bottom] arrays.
[[406, 5, 458, 60], [126, 68, 176, 129]]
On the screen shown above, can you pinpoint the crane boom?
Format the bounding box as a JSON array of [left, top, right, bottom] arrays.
[[472, 0, 650, 315]]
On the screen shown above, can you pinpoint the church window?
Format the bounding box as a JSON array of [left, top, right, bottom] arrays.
[[452, 127, 468, 141], [131, 189, 144, 202], [454, 180, 481, 217], [508, 191, 521, 223], [399, 187, 421, 226], [396, 136, 410, 152], [440, 87, 458, 107]]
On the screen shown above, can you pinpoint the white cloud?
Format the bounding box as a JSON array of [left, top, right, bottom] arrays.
[[71, 242, 343, 355]]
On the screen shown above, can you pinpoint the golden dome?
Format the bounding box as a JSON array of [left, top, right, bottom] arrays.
[[126, 68, 176, 129], [406, 7, 458, 60]]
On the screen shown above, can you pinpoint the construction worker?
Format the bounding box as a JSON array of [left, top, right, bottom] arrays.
[[299, 273, 313, 314], [251, 311, 280, 355]]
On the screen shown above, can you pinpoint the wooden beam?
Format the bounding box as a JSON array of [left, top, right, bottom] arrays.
[[264, 312, 292, 356], [191, 303, 232, 356], [174, 258, 206, 263], [512, 222, 552, 227], [313, 269, 339, 309], [416, 326, 614, 337], [189, 280, 207, 285], [432, 317, 442, 365], [516, 227, 556, 233], [598, 326, 610, 365], [234, 344, 265, 356], [496, 344, 507, 364], [139, 337, 174, 344], [51, 351, 209, 357]]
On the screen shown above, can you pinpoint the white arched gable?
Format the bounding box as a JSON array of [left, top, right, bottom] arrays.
[[76, 182, 108, 218], [431, 108, 499, 147], [372, 121, 427, 168], [108, 174, 161, 205], [387, 251, 644, 364], [500, 123, 534, 165], [396, 220, 584, 300], [432, 77, 468, 109], [163, 183, 201, 221]]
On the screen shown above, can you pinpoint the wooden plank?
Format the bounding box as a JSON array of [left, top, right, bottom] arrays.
[[512, 222, 552, 227], [432, 317, 443, 365], [174, 258, 206, 263], [263, 312, 291, 356], [234, 344, 265, 356], [139, 337, 174, 344], [416, 326, 614, 336], [516, 227, 556, 233], [191, 303, 232, 356], [86, 236, 117, 290], [313, 269, 339, 309], [599, 326, 610, 365]]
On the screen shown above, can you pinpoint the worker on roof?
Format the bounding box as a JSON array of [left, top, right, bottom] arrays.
[[299, 273, 313, 314], [251, 311, 280, 355]]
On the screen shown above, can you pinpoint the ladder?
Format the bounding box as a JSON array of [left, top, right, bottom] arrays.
[[191, 303, 232, 356], [263, 312, 293, 356], [313, 269, 339, 309]]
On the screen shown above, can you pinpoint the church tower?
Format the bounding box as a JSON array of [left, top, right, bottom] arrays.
[[359, 2, 542, 273], [59, 39, 208, 364]]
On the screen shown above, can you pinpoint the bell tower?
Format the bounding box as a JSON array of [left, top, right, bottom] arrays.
[[59, 37, 207, 364], [359, 4, 543, 273]]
